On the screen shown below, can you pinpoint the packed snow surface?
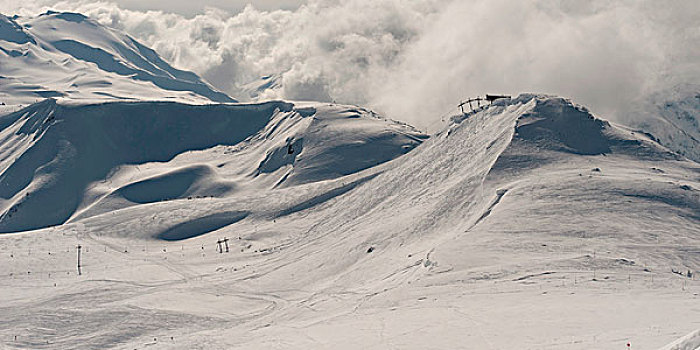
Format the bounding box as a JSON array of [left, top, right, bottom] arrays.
[[659, 329, 700, 350], [0, 94, 698, 350], [0, 11, 235, 105]]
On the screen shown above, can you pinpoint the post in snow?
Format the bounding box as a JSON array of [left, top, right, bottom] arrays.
[[77, 244, 82, 276]]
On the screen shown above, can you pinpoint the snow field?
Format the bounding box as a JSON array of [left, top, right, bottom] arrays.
[[0, 94, 697, 349]]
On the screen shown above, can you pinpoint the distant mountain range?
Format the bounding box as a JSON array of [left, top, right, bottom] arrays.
[[0, 11, 235, 105]]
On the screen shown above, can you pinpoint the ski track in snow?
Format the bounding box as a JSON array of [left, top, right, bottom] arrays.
[[0, 78, 698, 348]]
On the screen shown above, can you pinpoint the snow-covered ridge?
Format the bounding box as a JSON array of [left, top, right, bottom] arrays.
[[0, 94, 697, 349], [198, 93, 697, 292], [447, 93, 680, 161], [503, 94, 681, 159], [1, 94, 693, 236], [628, 84, 700, 163], [658, 329, 700, 350], [0, 14, 34, 45], [0, 11, 235, 105], [0, 98, 425, 233]]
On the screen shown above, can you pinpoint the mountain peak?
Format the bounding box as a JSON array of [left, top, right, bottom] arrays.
[[0, 13, 35, 45], [0, 11, 235, 105], [39, 11, 89, 23], [514, 96, 613, 155], [445, 94, 680, 170]]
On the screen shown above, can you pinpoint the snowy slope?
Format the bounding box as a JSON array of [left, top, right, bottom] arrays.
[[238, 94, 696, 292], [627, 84, 700, 163], [239, 74, 283, 101], [659, 329, 700, 350], [0, 11, 235, 105], [0, 99, 425, 233], [0, 95, 697, 350]]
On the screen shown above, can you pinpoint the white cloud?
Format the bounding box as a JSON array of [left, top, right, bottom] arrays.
[[2, 0, 698, 130]]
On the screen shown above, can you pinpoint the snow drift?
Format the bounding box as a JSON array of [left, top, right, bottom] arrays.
[[0, 99, 425, 233]]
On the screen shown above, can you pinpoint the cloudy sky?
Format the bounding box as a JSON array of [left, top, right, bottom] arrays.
[[1, 0, 698, 129], [91, 0, 305, 16]]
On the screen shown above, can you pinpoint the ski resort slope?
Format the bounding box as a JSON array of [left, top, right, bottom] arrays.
[[0, 12, 235, 105], [0, 95, 698, 350], [0, 98, 425, 233], [659, 329, 700, 350]]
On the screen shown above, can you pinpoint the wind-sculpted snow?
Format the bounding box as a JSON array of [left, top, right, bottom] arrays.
[[490, 95, 682, 175], [240, 94, 698, 291], [252, 105, 427, 187], [515, 98, 613, 155], [115, 165, 235, 204], [157, 211, 249, 241], [0, 11, 235, 105], [659, 329, 700, 350], [0, 15, 34, 44], [0, 94, 697, 350], [0, 99, 425, 233]]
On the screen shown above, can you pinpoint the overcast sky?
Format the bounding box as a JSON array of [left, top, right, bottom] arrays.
[[104, 0, 305, 16], [1, 1, 698, 129]]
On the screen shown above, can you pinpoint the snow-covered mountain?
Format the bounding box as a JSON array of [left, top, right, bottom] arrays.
[[627, 84, 700, 163], [239, 74, 283, 101], [0, 98, 425, 233], [0, 10, 698, 350], [0, 11, 235, 105], [0, 94, 697, 349]]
